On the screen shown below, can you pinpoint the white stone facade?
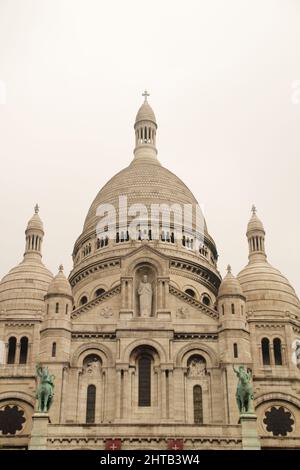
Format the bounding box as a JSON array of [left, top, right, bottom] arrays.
[[0, 96, 300, 450]]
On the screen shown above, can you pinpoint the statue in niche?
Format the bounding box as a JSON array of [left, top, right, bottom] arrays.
[[138, 275, 152, 317], [84, 356, 101, 375], [188, 357, 206, 377]]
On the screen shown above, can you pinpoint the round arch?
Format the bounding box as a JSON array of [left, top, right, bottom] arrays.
[[126, 255, 166, 277], [0, 391, 35, 407], [122, 338, 168, 363], [92, 284, 108, 299], [71, 342, 114, 367], [255, 392, 300, 410], [175, 342, 218, 368]]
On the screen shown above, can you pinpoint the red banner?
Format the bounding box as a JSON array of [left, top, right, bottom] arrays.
[[167, 439, 184, 450], [105, 439, 122, 450]]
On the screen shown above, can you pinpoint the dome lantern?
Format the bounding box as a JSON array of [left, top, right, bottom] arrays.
[[133, 90, 158, 163], [246, 205, 266, 263], [24, 204, 44, 260]]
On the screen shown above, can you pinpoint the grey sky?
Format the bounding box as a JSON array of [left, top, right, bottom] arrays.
[[0, 0, 299, 295]]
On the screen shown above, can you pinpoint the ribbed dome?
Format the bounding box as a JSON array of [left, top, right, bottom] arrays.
[[218, 266, 244, 298], [27, 213, 43, 232], [0, 259, 53, 313], [83, 159, 207, 234], [237, 261, 300, 314], [26, 204, 44, 232], [135, 100, 156, 124], [47, 265, 72, 297], [247, 212, 264, 233]]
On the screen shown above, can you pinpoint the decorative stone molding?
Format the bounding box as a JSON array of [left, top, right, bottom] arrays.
[[174, 333, 218, 340], [69, 259, 121, 287], [72, 332, 116, 340], [170, 258, 220, 295], [4, 322, 36, 327], [255, 323, 285, 329], [169, 285, 218, 320], [71, 284, 121, 319]]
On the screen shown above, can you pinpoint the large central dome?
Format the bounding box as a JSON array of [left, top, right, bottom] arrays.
[[83, 159, 200, 234], [82, 93, 207, 237], [71, 93, 218, 275]]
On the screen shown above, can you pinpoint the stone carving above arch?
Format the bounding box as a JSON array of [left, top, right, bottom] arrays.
[[187, 354, 207, 377], [83, 354, 102, 376], [175, 342, 218, 368], [71, 342, 114, 367]]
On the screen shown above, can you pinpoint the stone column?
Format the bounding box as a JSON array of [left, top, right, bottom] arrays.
[[168, 368, 174, 419], [270, 344, 275, 366], [115, 369, 122, 420], [128, 280, 133, 309], [239, 414, 261, 450], [164, 280, 169, 309], [28, 413, 50, 450], [121, 279, 126, 309], [161, 369, 167, 419], [101, 370, 106, 422], [16, 342, 21, 364], [122, 368, 129, 419]]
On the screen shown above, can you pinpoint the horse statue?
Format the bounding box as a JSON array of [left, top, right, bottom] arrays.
[[233, 365, 254, 414], [36, 364, 55, 413]]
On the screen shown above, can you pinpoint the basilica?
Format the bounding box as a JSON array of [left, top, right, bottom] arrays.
[[0, 94, 300, 450]]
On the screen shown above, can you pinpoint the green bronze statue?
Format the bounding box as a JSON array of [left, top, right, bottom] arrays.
[[36, 364, 55, 413], [233, 365, 254, 414]]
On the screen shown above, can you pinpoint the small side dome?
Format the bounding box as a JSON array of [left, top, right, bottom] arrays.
[[218, 265, 244, 298], [47, 265, 72, 297], [26, 204, 44, 232]]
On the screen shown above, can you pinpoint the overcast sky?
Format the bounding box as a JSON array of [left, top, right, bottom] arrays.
[[0, 0, 299, 295]]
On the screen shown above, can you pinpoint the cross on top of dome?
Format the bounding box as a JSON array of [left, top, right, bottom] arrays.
[[142, 90, 150, 102]]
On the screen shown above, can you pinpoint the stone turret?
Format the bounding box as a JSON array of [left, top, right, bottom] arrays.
[[218, 265, 252, 424], [40, 265, 73, 363]]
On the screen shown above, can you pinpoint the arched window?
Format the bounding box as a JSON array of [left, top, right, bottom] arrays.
[[86, 384, 96, 423], [233, 342, 238, 358], [138, 355, 151, 407], [7, 337, 17, 364], [185, 288, 196, 298], [193, 385, 203, 424], [262, 338, 271, 365], [231, 303, 235, 314], [222, 304, 225, 315], [52, 342, 56, 357], [55, 302, 59, 313], [80, 296, 88, 306], [95, 288, 105, 298], [65, 304, 69, 315], [202, 295, 211, 306], [19, 337, 28, 364], [274, 338, 283, 365]]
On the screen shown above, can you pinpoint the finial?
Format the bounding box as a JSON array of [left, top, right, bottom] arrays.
[[227, 264, 232, 274], [59, 264, 64, 272], [142, 90, 150, 102], [34, 204, 39, 214], [251, 204, 256, 215]]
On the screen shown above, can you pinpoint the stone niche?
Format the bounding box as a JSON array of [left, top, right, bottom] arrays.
[[134, 263, 157, 318]]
